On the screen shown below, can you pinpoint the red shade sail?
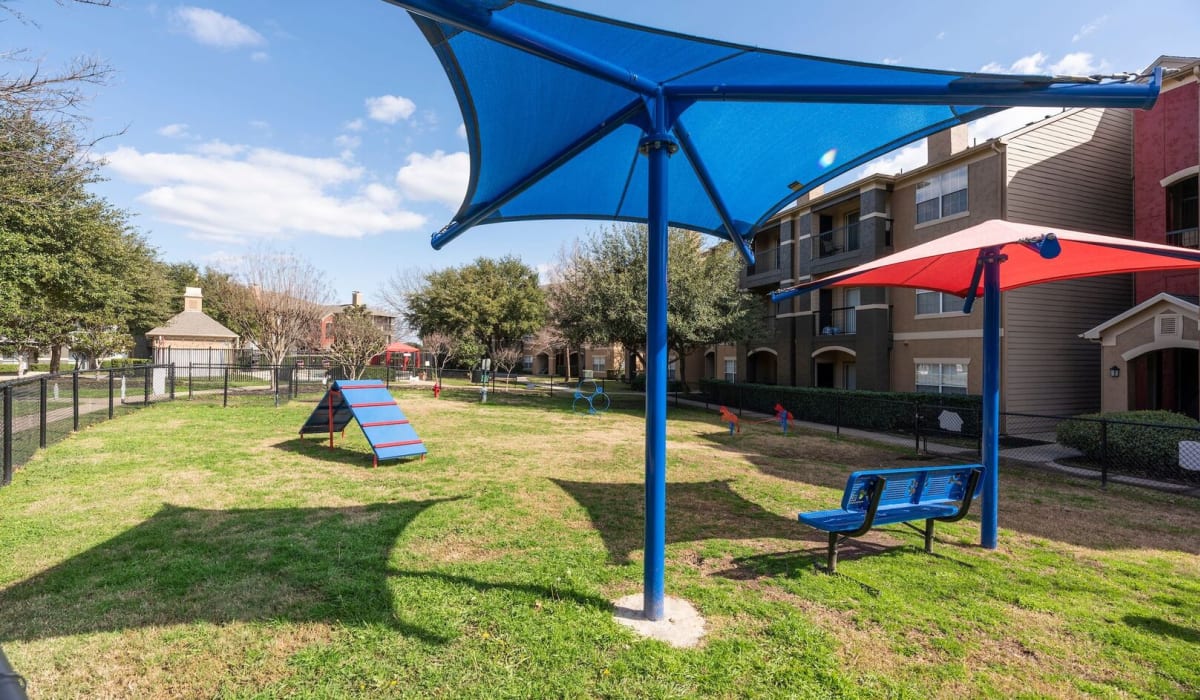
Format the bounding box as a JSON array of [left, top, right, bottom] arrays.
[[775, 219, 1200, 299]]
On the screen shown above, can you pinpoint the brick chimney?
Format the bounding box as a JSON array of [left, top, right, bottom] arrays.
[[352, 290, 363, 307], [183, 287, 203, 313], [927, 124, 969, 164]]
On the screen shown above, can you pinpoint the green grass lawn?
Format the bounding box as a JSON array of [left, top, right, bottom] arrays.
[[0, 393, 1197, 699]]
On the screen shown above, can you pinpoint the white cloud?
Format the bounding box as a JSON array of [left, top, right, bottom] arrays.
[[193, 139, 246, 157], [881, 57, 901, 66], [1050, 52, 1098, 76], [344, 118, 365, 132], [172, 6, 265, 49], [395, 150, 469, 208], [979, 51, 1103, 78], [250, 51, 269, 62], [456, 123, 467, 140], [935, 31, 946, 40], [968, 107, 1060, 142], [1073, 15, 1107, 43], [366, 95, 417, 124], [859, 141, 927, 177], [1010, 52, 1048, 74], [334, 134, 361, 150], [100, 145, 427, 241], [157, 123, 189, 138]]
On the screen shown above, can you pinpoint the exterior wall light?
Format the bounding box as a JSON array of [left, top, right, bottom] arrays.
[[1109, 365, 1120, 378]]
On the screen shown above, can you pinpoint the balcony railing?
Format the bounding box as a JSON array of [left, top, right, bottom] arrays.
[[1166, 227, 1200, 249], [816, 223, 860, 258], [746, 245, 782, 275], [815, 306, 857, 336]]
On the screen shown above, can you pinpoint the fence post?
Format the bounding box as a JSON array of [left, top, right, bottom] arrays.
[[913, 400, 921, 455], [223, 366, 229, 408], [836, 393, 842, 438], [108, 369, 115, 419], [39, 377, 48, 448], [2, 385, 12, 485], [72, 370, 80, 432], [187, 364, 193, 400], [143, 365, 150, 405], [1099, 418, 1109, 489], [549, 374, 553, 398], [169, 364, 176, 401]]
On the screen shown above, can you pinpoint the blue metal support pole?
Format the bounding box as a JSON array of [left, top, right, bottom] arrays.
[[641, 92, 675, 622], [981, 254, 1002, 549]]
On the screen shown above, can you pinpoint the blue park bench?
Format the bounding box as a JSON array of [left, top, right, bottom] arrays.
[[798, 465, 983, 573]]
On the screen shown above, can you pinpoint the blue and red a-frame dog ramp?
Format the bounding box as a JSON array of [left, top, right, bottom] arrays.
[[299, 379, 427, 467]]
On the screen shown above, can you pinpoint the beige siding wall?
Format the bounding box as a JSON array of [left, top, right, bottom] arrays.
[[1005, 108, 1133, 236], [892, 155, 1005, 247], [148, 337, 235, 350], [1004, 276, 1132, 416]]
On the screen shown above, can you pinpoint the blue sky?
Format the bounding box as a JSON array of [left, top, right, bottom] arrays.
[[10, 0, 1199, 308]]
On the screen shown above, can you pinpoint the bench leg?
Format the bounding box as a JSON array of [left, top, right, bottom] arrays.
[[924, 519, 934, 553], [827, 532, 839, 573]]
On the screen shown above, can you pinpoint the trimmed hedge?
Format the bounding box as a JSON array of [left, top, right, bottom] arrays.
[[629, 375, 687, 393], [1056, 410, 1200, 475], [100, 358, 150, 368], [698, 380, 982, 436]]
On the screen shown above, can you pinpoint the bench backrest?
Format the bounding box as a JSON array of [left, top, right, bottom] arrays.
[[841, 465, 983, 512]]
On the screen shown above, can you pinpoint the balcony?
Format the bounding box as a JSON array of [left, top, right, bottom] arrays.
[[814, 306, 857, 336], [1166, 227, 1200, 249], [741, 245, 786, 289], [815, 223, 860, 258]]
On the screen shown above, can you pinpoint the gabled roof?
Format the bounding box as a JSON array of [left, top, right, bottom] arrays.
[[1080, 292, 1199, 340], [146, 311, 238, 339]]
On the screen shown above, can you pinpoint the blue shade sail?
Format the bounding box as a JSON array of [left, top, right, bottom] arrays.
[[389, 0, 1158, 254]]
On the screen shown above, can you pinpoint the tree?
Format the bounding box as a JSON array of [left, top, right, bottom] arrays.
[[233, 250, 332, 370], [327, 304, 390, 380], [490, 344, 523, 389], [0, 110, 173, 371], [377, 266, 426, 342], [420, 331, 459, 387], [549, 223, 760, 386], [403, 256, 547, 351], [69, 321, 132, 370]]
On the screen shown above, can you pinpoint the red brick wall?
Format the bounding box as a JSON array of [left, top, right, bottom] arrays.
[[1134, 81, 1200, 302]]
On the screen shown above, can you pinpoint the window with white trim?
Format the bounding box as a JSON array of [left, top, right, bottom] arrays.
[[592, 355, 606, 373], [915, 289, 964, 315], [915, 165, 968, 224], [723, 358, 737, 382], [916, 363, 968, 394], [522, 354, 533, 370]]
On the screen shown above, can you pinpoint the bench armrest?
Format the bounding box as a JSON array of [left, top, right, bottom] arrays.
[[934, 468, 982, 524]]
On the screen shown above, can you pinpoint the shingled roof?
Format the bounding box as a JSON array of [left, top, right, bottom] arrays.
[[146, 310, 238, 340]]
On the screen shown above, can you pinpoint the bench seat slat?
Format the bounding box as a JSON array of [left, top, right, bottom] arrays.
[[800, 503, 959, 533]]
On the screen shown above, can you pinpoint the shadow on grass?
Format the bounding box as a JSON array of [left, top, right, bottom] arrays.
[[0, 499, 460, 644], [388, 569, 612, 611], [1123, 614, 1200, 643], [551, 478, 808, 564], [274, 435, 383, 468]]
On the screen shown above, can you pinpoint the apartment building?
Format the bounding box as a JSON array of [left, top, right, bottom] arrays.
[[1084, 57, 1200, 417], [744, 105, 1139, 416]]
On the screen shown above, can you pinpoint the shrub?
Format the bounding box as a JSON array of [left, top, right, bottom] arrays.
[[1056, 410, 1200, 475], [100, 358, 150, 368], [629, 375, 687, 393], [697, 380, 982, 436]]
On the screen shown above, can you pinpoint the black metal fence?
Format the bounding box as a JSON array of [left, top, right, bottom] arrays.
[[698, 382, 1200, 490], [1, 365, 175, 486]]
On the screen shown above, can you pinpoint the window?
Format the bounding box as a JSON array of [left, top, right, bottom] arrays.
[[846, 211, 860, 251], [723, 358, 737, 382], [1167, 176, 1198, 247], [915, 165, 968, 224], [844, 288, 860, 334], [916, 363, 968, 394], [522, 355, 533, 371], [668, 358, 678, 380], [592, 355, 606, 373], [915, 289, 964, 315]]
